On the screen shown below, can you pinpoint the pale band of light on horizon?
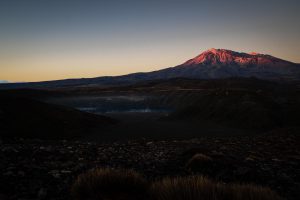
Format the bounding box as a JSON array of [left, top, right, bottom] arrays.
[[0, 0, 299, 82]]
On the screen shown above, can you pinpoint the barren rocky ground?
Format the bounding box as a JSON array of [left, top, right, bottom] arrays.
[[0, 129, 299, 200]]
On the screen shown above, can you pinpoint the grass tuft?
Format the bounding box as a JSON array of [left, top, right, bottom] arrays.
[[71, 168, 149, 200], [150, 176, 282, 200], [185, 153, 213, 171], [71, 168, 281, 200]]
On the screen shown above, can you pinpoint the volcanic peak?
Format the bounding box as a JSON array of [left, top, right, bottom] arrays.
[[182, 48, 293, 66]]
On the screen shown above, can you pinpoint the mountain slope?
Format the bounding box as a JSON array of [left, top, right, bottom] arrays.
[[1, 49, 299, 89]]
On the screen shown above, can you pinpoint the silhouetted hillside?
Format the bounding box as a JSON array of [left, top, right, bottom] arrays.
[[168, 87, 300, 129], [0, 95, 117, 139]]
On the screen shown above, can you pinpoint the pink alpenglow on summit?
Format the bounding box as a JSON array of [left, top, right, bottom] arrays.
[[183, 48, 295, 67]]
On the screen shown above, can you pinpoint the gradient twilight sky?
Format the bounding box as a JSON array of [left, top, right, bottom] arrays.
[[0, 0, 300, 82]]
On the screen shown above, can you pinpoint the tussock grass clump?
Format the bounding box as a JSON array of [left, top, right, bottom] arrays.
[[188, 153, 213, 163], [186, 153, 213, 171], [150, 176, 282, 200], [71, 168, 149, 200], [71, 168, 281, 200]]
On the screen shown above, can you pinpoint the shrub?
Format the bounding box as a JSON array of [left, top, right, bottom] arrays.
[[71, 168, 149, 200], [150, 176, 282, 200]]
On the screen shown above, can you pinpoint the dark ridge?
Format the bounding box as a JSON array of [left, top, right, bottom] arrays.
[[0, 96, 117, 139]]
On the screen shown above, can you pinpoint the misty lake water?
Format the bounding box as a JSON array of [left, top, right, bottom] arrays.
[[46, 95, 172, 114], [77, 107, 170, 114]]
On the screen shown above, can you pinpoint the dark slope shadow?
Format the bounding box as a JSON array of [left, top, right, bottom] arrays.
[[83, 112, 259, 142], [0, 95, 117, 140]]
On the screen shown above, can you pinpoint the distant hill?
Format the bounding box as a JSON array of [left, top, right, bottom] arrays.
[[1, 48, 299, 89]]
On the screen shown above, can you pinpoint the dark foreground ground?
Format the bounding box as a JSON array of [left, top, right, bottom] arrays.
[[1, 78, 300, 200], [0, 129, 299, 200]]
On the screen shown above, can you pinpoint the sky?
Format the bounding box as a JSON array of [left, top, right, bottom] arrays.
[[0, 0, 300, 82]]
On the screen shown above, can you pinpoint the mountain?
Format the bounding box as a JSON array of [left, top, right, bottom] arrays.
[[1, 48, 299, 89], [0, 80, 9, 84], [172, 48, 300, 79]]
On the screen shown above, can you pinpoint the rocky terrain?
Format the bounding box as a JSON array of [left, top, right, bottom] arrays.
[[0, 129, 299, 200]]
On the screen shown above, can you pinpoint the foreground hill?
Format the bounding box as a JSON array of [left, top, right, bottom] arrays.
[[0, 94, 116, 139], [1, 49, 299, 89]]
